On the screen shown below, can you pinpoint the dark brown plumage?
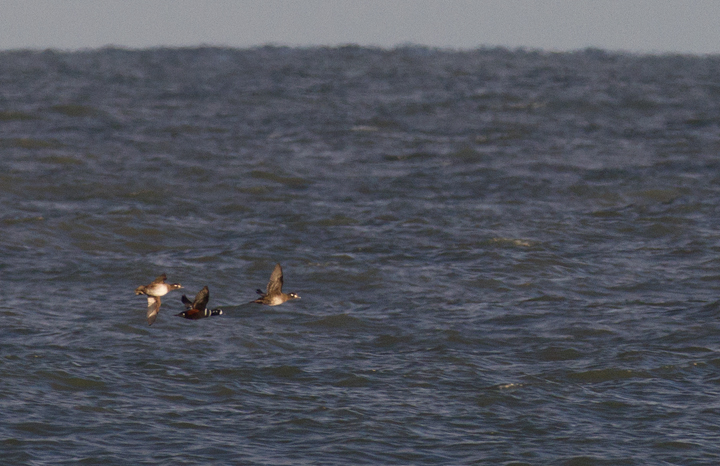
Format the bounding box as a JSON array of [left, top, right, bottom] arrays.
[[177, 286, 223, 319]]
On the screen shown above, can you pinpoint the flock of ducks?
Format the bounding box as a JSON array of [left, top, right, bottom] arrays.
[[134, 263, 299, 326]]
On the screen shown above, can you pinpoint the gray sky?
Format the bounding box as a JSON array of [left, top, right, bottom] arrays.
[[1, 0, 719, 54]]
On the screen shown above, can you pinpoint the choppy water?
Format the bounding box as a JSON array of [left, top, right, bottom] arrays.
[[2, 46, 720, 465]]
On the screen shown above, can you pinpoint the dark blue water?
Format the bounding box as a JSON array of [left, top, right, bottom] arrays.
[[2, 46, 720, 465]]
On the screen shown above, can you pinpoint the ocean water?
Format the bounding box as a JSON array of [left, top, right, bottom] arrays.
[[1, 46, 720, 465]]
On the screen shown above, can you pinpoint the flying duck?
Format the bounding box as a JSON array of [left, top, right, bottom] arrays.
[[135, 273, 183, 325], [252, 263, 300, 306], [177, 286, 223, 319]]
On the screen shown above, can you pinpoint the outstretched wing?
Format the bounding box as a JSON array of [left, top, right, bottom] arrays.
[[181, 295, 193, 309], [266, 263, 284, 296], [146, 296, 161, 326], [151, 273, 167, 285], [192, 286, 210, 312]]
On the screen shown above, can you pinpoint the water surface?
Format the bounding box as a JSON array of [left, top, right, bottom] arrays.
[[2, 46, 720, 465]]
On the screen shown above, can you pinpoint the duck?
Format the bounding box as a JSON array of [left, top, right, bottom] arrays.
[[135, 273, 183, 326], [252, 263, 300, 306], [177, 286, 223, 319]]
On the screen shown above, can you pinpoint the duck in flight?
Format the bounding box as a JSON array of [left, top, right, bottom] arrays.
[[252, 263, 300, 306], [135, 273, 183, 326], [177, 286, 223, 319]]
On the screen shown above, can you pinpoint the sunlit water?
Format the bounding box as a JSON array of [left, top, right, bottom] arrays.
[[2, 46, 720, 465]]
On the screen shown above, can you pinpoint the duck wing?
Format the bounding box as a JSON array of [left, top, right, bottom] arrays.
[[266, 263, 284, 296], [146, 296, 161, 326], [181, 294, 193, 309], [150, 273, 168, 285], [192, 286, 210, 312]]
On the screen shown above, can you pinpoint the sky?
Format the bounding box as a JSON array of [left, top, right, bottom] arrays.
[[1, 0, 719, 54]]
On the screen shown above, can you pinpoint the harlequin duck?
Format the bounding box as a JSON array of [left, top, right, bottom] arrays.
[[177, 286, 223, 319], [135, 273, 183, 326], [252, 263, 300, 305]]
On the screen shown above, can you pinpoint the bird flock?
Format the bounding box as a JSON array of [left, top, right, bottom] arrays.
[[134, 263, 299, 326]]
